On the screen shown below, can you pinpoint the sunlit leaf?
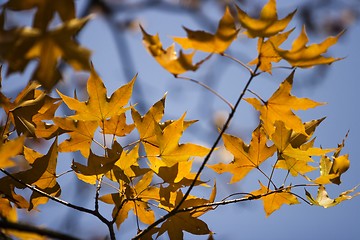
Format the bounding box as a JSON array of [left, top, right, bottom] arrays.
[[209, 126, 276, 183], [236, 0, 296, 38], [276, 26, 343, 68], [245, 71, 323, 136], [251, 181, 299, 216], [173, 7, 238, 53]]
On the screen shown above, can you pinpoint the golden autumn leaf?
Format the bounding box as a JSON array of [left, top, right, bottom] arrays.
[[209, 126, 276, 184], [1, 138, 61, 210], [173, 7, 238, 53], [313, 133, 350, 185], [53, 117, 98, 158], [245, 71, 323, 136], [1, 82, 62, 137], [5, 0, 75, 30], [272, 121, 331, 176], [0, 14, 91, 90], [305, 185, 360, 208], [251, 181, 299, 216], [141, 26, 204, 75], [157, 191, 212, 239], [0, 136, 25, 168], [151, 113, 210, 166], [249, 29, 293, 73], [101, 113, 135, 137], [58, 65, 135, 123], [100, 171, 159, 229], [275, 26, 343, 68], [72, 141, 123, 184], [236, 0, 296, 38]]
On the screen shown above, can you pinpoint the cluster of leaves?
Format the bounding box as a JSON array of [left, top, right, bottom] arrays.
[[0, 0, 358, 239]]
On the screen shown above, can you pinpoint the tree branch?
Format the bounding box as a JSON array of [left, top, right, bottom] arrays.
[[0, 219, 80, 240]]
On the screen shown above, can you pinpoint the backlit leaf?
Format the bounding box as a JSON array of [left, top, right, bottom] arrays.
[[245, 71, 323, 136], [236, 0, 296, 38], [209, 126, 276, 183], [305, 185, 360, 208], [141, 26, 202, 75], [251, 181, 299, 216], [57, 65, 135, 123], [276, 26, 343, 68], [173, 7, 238, 53]]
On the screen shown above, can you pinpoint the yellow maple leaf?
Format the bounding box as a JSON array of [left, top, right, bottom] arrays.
[[209, 126, 276, 184], [57, 65, 135, 123], [141, 26, 203, 75], [72, 141, 123, 184], [53, 117, 98, 158], [100, 171, 158, 229], [306, 185, 360, 208], [276, 26, 343, 68], [173, 7, 238, 53], [152, 113, 210, 166], [249, 29, 294, 73], [0, 136, 25, 168], [251, 181, 299, 216], [236, 0, 296, 38], [101, 113, 135, 137], [272, 121, 331, 176], [245, 71, 323, 136]]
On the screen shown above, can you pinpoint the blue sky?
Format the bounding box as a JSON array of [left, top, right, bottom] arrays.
[[2, 1, 359, 239]]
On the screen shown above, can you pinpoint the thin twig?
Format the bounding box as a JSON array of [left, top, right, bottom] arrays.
[[133, 64, 260, 240], [221, 53, 254, 75], [176, 76, 234, 110]]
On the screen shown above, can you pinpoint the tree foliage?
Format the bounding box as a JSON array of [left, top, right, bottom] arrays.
[[0, 0, 358, 239]]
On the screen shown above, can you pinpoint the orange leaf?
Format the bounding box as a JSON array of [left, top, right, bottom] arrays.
[[209, 126, 276, 183], [57, 65, 135, 123], [276, 26, 343, 67], [54, 117, 98, 158], [141, 26, 201, 75], [236, 0, 296, 38], [173, 7, 238, 53], [0, 136, 25, 168], [245, 71, 323, 136], [249, 29, 294, 73], [251, 181, 299, 216]]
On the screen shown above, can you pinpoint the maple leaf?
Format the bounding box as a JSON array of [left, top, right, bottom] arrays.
[[101, 113, 135, 137], [305, 185, 360, 208], [0, 139, 61, 210], [100, 171, 159, 229], [53, 117, 98, 158], [245, 71, 323, 136], [313, 133, 350, 185], [209, 126, 276, 183], [0, 14, 92, 90], [0, 136, 25, 168], [57, 65, 135, 123], [275, 26, 343, 68], [173, 7, 239, 53], [72, 141, 123, 184], [151, 113, 210, 167], [5, 0, 75, 30], [157, 191, 212, 239], [0, 82, 62, 137], [272, 121, 331, 176], [251, 181, 299, 216], [236, 0, 296, 38], [141, 26, 203, 75], [249, 29, 294, 73]]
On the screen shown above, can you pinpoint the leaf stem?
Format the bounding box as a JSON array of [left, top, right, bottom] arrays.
[[133, 64, 260, 240], [221, 53, 254, 75], [176, 76, 234, 110]]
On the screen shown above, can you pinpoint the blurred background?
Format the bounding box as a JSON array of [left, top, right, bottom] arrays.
[[1, 0, 360, 239]]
